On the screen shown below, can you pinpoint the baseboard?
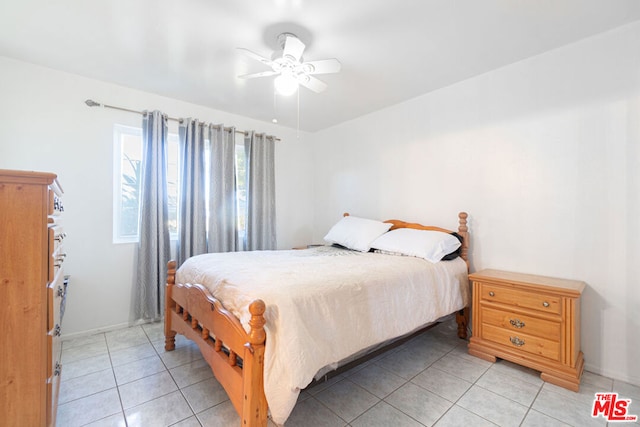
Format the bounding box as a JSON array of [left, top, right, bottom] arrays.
[[584, 361, 640, 387], [61, 317, 162, 341]]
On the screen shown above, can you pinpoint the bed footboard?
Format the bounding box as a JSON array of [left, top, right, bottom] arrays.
[[164, 261, 268, 427]]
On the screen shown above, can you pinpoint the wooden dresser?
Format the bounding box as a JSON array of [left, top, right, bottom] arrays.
[[0, 170, 68, 426], [468, 269, 585, 391]]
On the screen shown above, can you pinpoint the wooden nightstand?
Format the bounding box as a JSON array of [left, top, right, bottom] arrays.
[[467, 269, 585, 391]]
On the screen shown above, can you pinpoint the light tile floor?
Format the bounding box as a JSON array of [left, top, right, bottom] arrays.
[[58, 319, 640, 427]]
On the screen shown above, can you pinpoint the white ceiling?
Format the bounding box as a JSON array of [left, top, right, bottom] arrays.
[[1, 1, 639, 132]]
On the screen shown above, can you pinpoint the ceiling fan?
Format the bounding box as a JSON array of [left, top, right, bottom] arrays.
[[237, 33, 341, 96]]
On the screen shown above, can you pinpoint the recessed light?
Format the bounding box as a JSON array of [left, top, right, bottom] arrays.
[[272, 118, 278, 124]]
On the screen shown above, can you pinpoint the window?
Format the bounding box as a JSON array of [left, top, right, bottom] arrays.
[[113, 125, 247, 244], [113, 125, 179, 243]]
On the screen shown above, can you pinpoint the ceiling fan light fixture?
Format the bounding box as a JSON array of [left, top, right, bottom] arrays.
[[274, 72, 299, 96], [238, 31, 340, 95]]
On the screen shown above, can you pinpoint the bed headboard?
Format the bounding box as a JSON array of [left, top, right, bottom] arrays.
[[343, 212, 469, 266]]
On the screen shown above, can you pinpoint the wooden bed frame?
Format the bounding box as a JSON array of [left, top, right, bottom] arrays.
[[164, 212, 469, 427]]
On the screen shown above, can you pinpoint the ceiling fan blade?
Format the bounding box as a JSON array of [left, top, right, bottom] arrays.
[[238, 70, 280, 79], [283, 35, 305, 62], [236, 48, 273, 67], [297, 74, 328, 93], [301, 58, 341, 75]]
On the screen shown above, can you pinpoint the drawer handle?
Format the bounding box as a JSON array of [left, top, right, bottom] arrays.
[[54, 253, 66, 266], [54, 362, 62, 376], [542, 301, 550, 307], [510, 336, 525, 347], [54, 324, 61, 337], [488, 291, 495, 297], [509, 318, 525, 328], [54, 197, 64, 212]]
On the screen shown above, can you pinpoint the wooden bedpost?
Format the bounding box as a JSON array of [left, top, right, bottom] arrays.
[[242, 300, 268, 427], [165, 260, 177, 351], [457, 212, 469, 268], [456, 212, 470, 340]]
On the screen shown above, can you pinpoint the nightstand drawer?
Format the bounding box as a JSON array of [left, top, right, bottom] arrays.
[[482, 324, 560, 361], [480, 282, 561, 315], [481, 306, 561, 341]]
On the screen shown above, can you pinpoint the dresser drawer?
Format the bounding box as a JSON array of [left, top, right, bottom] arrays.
[[482, 323, 560, 361], [48, 190, 64, 216], [48, 227, 66, 282], [479, 282, 561, 315], [47, 364, 62, 427], [48, 268, 65, 330], [481, 306, 561, 341], [48, 226, 66, 256], [46, 268, 63, 427], [47, 327, 62, 380], [47, 269, 63, 380]]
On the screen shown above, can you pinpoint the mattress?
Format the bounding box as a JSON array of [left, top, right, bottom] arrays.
[[176, 245, 469, 424]]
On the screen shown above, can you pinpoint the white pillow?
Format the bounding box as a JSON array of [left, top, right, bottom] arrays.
[[323, 216, 392, 252], [370, 228, 461, 263]]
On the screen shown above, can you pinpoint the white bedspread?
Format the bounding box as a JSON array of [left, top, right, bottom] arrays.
[[176, 245, 469, 425]]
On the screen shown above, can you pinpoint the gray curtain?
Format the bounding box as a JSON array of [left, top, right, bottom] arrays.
[[177, 118, 207, 265], [134, 110, 171, 321], [208, 125, 239, 252], [244, 131, 276, 250]]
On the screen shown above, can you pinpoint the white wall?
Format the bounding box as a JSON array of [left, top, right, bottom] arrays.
[[309, 22, 640, 385], [0, 56, 315, 335]]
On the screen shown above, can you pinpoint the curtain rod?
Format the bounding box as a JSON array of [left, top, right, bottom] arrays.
[[84, 99, 280, 141]]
